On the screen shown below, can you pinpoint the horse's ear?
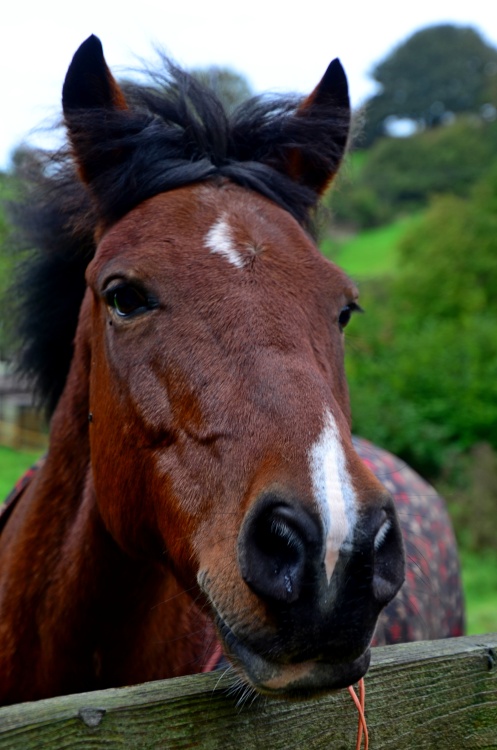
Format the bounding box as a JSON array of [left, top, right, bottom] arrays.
[[62, 35, 128, 184], [63, 35, 127, 112], [284, 58, 350, 197]]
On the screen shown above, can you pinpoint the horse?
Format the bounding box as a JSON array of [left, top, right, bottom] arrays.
[[0, 35, 463, 707]]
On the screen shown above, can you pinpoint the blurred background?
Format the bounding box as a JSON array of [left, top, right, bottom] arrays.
[[1, 1, 496, 636]]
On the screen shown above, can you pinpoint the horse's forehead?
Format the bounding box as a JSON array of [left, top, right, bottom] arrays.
[[91, 183, 355, 305], [96, 184, 311, 266]]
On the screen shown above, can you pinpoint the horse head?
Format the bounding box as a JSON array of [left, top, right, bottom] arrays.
[[53, 36, 405, 698]]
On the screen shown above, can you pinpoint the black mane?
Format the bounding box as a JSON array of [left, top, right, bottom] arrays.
[[9, 57, 349, 415]]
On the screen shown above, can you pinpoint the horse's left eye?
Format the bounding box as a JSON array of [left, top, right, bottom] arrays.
[[338, 302, 361, 331], [105, 284, 151, 317]]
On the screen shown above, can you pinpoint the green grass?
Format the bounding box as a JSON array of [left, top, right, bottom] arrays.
[[0, 445, 43, 501], [320, 214, 424, 279], [460, 549, 497, 635]]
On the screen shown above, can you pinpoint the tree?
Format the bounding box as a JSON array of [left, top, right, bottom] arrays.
[[190, 66, 253, 113], [328, 116, 497, 227], [0, 171, 16, 358], [362, 24, 497, 145], [121, 66, 253, 117]]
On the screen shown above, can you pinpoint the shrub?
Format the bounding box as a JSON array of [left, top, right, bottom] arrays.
[[345, 166, 497, 479], [441, 443, 497, 552]]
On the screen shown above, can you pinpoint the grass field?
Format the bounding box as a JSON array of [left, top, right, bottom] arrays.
[[320, 213, 424, 279], [0, 444, 495, 637], [460, 549, 497, 635], [0, 445, 43, 500]]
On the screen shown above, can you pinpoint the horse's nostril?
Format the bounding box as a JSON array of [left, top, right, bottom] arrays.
[[374, 514, 391, 551], [260, 512, 304, 568], [372, 505, 405, 606], [238, 498, 319, 604]]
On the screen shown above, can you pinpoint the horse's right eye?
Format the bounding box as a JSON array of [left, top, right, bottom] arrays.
[[105, 284, 151, 317]]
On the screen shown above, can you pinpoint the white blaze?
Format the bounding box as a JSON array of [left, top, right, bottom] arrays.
[[204, 218, 245, 269], [309, 410, 357, 582]]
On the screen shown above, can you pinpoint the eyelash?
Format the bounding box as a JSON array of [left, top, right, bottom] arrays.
[[338, 302, 362, 331], [104, 283, 157, 318]]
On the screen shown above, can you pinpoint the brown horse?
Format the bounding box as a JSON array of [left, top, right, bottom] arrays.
[[0, 36, 462, 707]]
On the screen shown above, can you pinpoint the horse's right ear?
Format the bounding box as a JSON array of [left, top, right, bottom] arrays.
[[62, 35, 128, 184]]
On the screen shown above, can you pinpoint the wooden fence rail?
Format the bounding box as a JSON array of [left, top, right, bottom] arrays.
[[0, 634, 496, 749]]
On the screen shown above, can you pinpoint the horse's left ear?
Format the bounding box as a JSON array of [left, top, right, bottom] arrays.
[[283, 59, 351, 196], [62, 35, 128, 184]]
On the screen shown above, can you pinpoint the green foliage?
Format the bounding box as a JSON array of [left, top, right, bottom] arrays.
[[442, 442, 497, 553], [345, 165, 497, 484], [0, 172, 12, 284], [347, 312, 497, 472], [329, 118, 497, 227], [395, 190, 497, 321], [363, 24, 497, 144]]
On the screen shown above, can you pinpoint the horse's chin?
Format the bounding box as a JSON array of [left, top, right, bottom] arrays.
[[217, 619, 371, 699]]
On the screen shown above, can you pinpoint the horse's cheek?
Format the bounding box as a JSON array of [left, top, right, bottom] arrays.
[[86, 362, 153, 555]]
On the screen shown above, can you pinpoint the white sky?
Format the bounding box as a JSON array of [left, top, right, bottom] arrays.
[[3, 0, 497, 169]]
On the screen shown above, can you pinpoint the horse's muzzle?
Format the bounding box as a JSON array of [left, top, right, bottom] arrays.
[[238, 489, 405, 612], [224, 489, 405, 696], [217, 613, 372, 698]]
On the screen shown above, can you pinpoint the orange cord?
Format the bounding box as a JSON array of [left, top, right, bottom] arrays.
[[347, 678, 369, 750]]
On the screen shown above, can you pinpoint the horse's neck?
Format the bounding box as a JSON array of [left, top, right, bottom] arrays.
[[0, 333, 213, 704]]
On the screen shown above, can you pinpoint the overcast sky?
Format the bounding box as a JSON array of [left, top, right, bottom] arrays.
[[3, 0, 497, 169]]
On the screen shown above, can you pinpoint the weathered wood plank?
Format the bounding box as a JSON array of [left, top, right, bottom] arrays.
[[0, 634, 495, 749]]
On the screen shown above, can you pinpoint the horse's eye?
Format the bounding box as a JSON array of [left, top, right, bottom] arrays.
[[338, 302, 362, 331], [105, 284, 150, 317]]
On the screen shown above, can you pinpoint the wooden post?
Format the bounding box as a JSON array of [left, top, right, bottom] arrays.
[[0, 634, 495, 749]]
